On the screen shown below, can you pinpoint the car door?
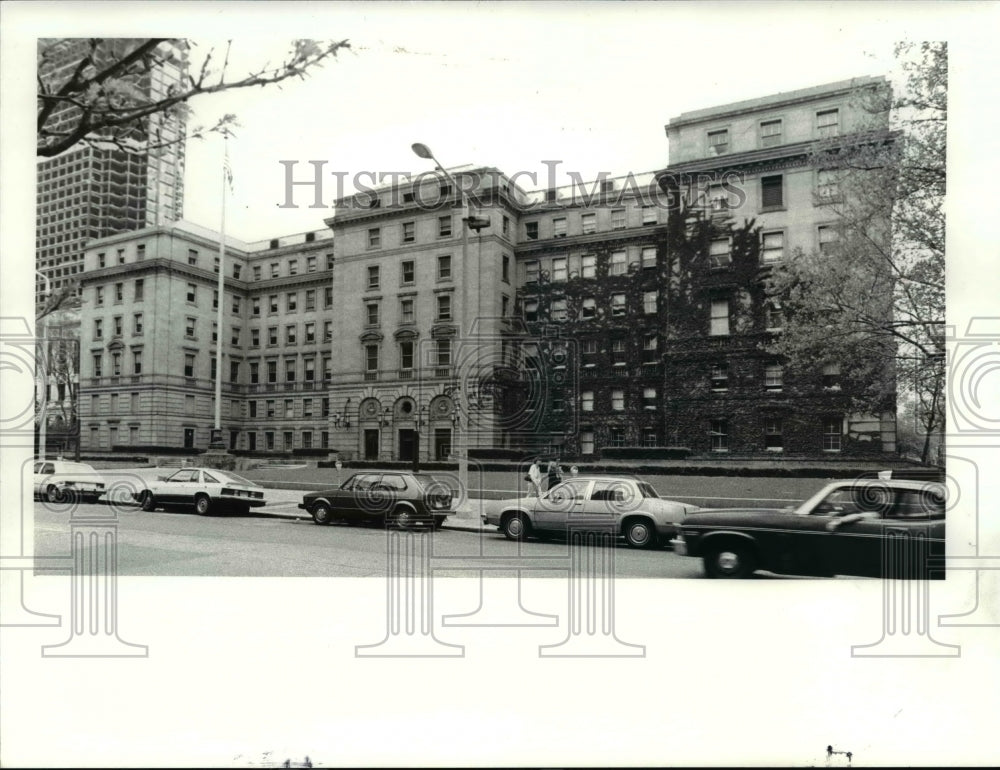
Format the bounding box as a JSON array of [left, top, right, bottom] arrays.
[[343, 473, 381, 521], [161, 469, 197, 505], [35, 462, 56, 496], [531, 479, 590, 534], [578, 479, 635, 535]]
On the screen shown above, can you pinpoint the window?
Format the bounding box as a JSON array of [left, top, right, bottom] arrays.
[[764, 363, 783, 391], [188, 249, 198, 266], [764, 418, 783, 451], [324, 321, 333, 343], [611, 293, 626, 317], [367, 265, 380, 289], [502, 255, 510, 283], [268, 326, 278, 346], [581, 298, 596, 319], [230, 361, 240, 383], [524, 300, 538, 322], [400, 340, 414, 370], [582, 254, 596, 278], [581, 213, 596, 234], [609, 427, 626, 447], [285, 359, 296, 382], [249, 362, 259, 384], [642, 334, 658, 363], [265, 399, 275, 418], [265, 432, 275, 450], [580, 430, 595, 455], [305, 290, 316, 311], [323, 357, 332, 381], [97, 253, 106, 268], [400, 299, 414, 324], [302, 431, 313, 449], [368, 228, 381, 248], [401, 260, 415, 285], [818, 225, 839, 254], [95, 286, 104, 306], [816, 108, 840, 138], [249, 401, 258, 418], [113, 316, 123, 336], [708, 128, 729, 155], [711, 363, 729, 391], [306, 256, 317, 273], [552, 257, 567, 282], [213, 290, 219, 310], [437, 255, 451, 280], [436, 294, 451, 321], [761, 175, 783, 208], [92, 353, 103, 377], [267, 360, 277, 383], [324, 287, 333, 308], [760, 118, 782, 147], [253, 265, 262, 280], [366, 302, 380, 326], [184, 354, 195, 378], [501, 295, 510, 317], [132, 350, 142, 375], [284, 399, 295, 417], [502, 215, 510, 236], [93, 319, 103, 340], [641, 246, 657, 269], [761, 231, 784, 263], [365, 344, 379, 372], [305, 323, 316, 343], [133, 313, 143, 335], [765, 302, 783, 331], [817, 169, 840, 200], [185, 317, 196, 339], [551, 298, 567, 322], [610, 250, 627, 275], [252, 297, 261, 317], [822, 416, 842, 451], [402, 221, 415, 243], [822, 363, 841, 389], [581, 391, 594, 412], [525, 221, 539, 240], [525, 260, 539, 283], [270, 262, 280, 278], [438, 216, 452, 238], [611, 208, 626, 230], [643, 388, 657, 410], [611, 339, 626, 365], [232, 296, 241, 314], [710, 299, 730, 336], [322, 398, 330, 417], [304, 358, 315, 381], [186, 283, 197, 304], [286, 324, 297, 345], [710, 419, 729, 452], [288, 259, 299, 276], [643, 291, 657, 314], [134, 279, 144, 301], [553, 217, 567, 238], [436, 338, 451, 366], [642, 428, 658, 448], [268, 295, 279, 313], [642, 205, 657, 225], [611, 389, 624, 411]]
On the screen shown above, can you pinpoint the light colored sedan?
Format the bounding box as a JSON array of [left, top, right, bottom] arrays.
[[34, 460, 107, 503], [134, 467, 267, 515], [482, 475, 698, 548]]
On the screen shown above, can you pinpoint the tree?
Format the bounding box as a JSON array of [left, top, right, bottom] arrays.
[[37, 38, 350, 157], [767, 42, 946, 463]]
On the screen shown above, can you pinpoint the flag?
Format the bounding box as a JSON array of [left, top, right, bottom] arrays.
[[223, 152, 234, 192]]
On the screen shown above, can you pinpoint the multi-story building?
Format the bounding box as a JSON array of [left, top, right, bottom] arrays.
[[654, 75, 897, 455], [76, 78, 898, 461], [78, 221, 334, 453], [36, 39, 188, 301]]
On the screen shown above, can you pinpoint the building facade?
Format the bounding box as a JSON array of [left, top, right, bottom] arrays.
[[36, 39, 188, 301], [76, 77, 898, 461]]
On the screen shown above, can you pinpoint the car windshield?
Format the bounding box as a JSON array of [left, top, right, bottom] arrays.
[[638, 482, 659, 499]]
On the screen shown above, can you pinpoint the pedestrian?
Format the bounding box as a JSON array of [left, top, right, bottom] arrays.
[[546, 459, 563, 491], [526, 458, 542, 497]]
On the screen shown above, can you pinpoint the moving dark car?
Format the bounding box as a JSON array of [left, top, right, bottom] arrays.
[[299, 472, 453, 529]]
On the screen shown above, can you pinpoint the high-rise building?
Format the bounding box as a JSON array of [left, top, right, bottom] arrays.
[[36, 39, 188, 301]]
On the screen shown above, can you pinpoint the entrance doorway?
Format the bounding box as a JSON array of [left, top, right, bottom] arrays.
[[183, 428, 195, 449], [398, 429, 416, 462], [364, 429, 380, 460], [434, 428, 452, 461]]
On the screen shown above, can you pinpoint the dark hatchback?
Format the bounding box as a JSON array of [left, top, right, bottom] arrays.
[[299, 472, 454, 529], [670, 479, 946, 579]]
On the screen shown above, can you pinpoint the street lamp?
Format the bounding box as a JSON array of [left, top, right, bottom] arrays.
[[410, 143, 490, 505]]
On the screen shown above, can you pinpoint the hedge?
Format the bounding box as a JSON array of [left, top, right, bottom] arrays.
[[599, 447, 692, 460]]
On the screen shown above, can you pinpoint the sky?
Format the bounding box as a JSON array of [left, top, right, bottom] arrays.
[[3, 2, 1000, 768]]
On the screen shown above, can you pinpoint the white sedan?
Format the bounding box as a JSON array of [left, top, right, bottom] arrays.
[[34, 460, 107, 504], [135, 467, 268, 515], [482, 475, 699, 548]]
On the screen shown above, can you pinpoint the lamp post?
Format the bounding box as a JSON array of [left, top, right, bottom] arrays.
[[36, 271, 51, 460], [410, 143, 490, 505]]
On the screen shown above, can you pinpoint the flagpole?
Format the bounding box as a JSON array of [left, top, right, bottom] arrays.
[[212, 132, 229, 447]]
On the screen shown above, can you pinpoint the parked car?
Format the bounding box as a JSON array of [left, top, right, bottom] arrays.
[[34, 460, 106, 504], [134, 467, 268, 515], [299, 472, 454, 528], [670, 479, 946, 579], [482, 475, 698, 548]]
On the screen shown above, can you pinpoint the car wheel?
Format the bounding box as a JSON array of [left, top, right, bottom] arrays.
[[703, 541, 756, 578], [312, 502, 334, 525], [502, 513, 531, 541], [623, 518, 658, 549], [194, 494, 212, 516], [393, 506, 418, 530], [139, 491, 157, 512], [46, 484, 64, 504]]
